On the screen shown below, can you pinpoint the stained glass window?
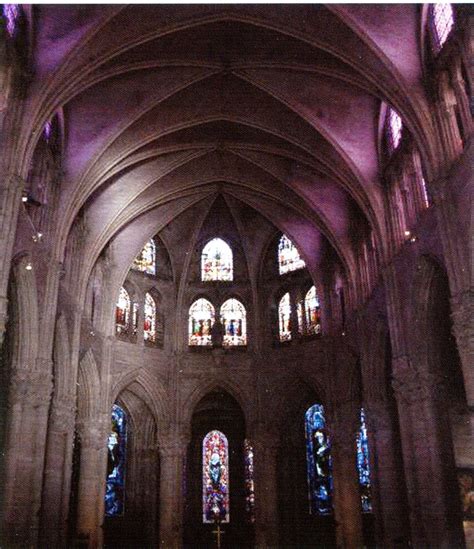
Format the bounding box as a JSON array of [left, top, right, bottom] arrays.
[[3, 4, 20, 36], [203, 430, 230, 523], [144, 293, 156, 343], [305, 404, 333, 515], [297, 300, 304, 334], [278, 234, 305, 275], [201, 238, 233, 281], [305, 286, 321, 335], [189, 298, 215, 346], [357, 408, 372, 513], [430, 3, 454, 53], [132, 239, 156, 275], [279, 292, 292, 342], [386, 107, 403, 153], [220, 298, 247, 346], [105, 404, 127, 517], [116, 287, 131, 334], [244, 439, 256, 523]]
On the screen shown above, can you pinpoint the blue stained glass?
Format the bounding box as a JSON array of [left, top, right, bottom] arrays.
[[357, 408, 372, 512], [105, 404, 127, 517], [203, 430, 229, 523], [305, 404, 333, 515]]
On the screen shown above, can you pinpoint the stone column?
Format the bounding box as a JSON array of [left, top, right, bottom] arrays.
[[158, 433, 189, 548], [75, 415, 109, 548], [39, 397, 77, 548], [364, 400, 409, 548], [253, 430, 280, 548], [392, 367, 465, 548], [327, 405, 363, 549]]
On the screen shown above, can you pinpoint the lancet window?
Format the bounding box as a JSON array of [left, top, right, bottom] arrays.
[[189, 298, 215, 346], [357, 408, 372, 512], [430, 3, 454, 53], [105, 404, 127, 517], [385, 107, 403, 153], [305, 404, 333, 515], [202, 430, 230, 523], [144, 293, 156, 343], [201, 238, 233, 281], [3, 4, 20, 36], [244, 439, 256, 523], [304, 286, 321, 335], [116, 287, 131, 334], [220, 298, 247, 346], [132, 239, 156, 275], [278, 292, 292, 341], [278, 234, 305, 275]]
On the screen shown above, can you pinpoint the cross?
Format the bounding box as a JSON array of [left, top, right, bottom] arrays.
[[211, 522, 225, 548]]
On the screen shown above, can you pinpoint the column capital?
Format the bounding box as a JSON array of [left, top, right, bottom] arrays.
[[49, 396, 77, 433], [9, 368, 53, 408]]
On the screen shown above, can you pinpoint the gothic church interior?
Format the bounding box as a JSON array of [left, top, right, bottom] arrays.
[[0, 4, 472, 548]]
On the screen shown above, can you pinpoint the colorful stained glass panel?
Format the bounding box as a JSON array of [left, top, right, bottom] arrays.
[[116, 287, 130, 334], [305, 286, 321, 335], [189, 298, 215, 346], [201, 238, 233, 281], [132, 240, 156, 274], [279, 292, 292, 341], [244, 439, 256, 523], [278, 234, 305, 275], [105, 404, 127, 516], [144, 293, 156, 342], [305, 404, 333, 515], [203, 430, 230, 523], [220, 298, 247, 346], [357, 408, 372, 512]]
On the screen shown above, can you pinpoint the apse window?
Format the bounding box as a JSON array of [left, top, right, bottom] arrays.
[[143, 293, 156, 343], [385, 107, 403, 154], [220, 298, 247, 346], [202, 430, 230, 523], [305, 404, 333, 515], [189, 298, 215, 346], [278, 234, 305, 275], [357, 408, 372, 512], [105, 404, 127, 517], [132, 239, 156, 275], [305, 286, 321, 335], [430, 3, 454, 53], [116, 287, 131, 334], [201, 238, 233, 281], [278, 292, 292, 342]]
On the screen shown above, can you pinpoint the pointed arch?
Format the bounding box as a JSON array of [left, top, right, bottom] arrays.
[[220, 298, 247, 346], [201, 238, 233, 281], [278, 292, 292, 341], [188, 297, 215, 346], [202, 430, 230, 523]]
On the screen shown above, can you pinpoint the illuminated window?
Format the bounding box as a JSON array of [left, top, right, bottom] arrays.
[[279, 292, 292, 342], [357, 408, 372, 512], [305, 404, 333, 515], [105, 404, 127, 517], [115, 287, 131, 334], [203, 430, 229, 523], [201, 238, 233, 281], [220, 298, 247, 346], [385, 107, 403, 153], [430, 3, 454, 53], [244, 439, 255, 523], [132, 240, 156, 275], [278, 234, 305, 275], [189, 298, 215, 346], [3, 4, 20, 36], [305, 286, 321, 335], [144, 293, 156, 343]]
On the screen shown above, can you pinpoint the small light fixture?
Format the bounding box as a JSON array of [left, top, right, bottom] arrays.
[[21, 194, 28, 203], [342, 331, 346, 336], [404, 230, 411, 237], [32, 232, 43, 242], [25, 262, 33, 271], [410, 235, 418, 243]]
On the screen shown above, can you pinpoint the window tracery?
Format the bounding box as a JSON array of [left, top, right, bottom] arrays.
[[220, 298, 247, 346], [132, 239, 156, 275], [203, 430, 229, 523], [278, 234, 305, 275], [201, 238, 233, 281], [105, 404, 127, 517], [189, 298, 215, 346]]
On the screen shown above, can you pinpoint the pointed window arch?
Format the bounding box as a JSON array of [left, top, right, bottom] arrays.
[[220, 298, 247, 346], [305, 404, 333, 515], [189, 298, 215, 346], [278, 234, 305, 275], [132, 239, 156, 275], [305, 286, 321, 335], [357, 408, 372, 512], [116, 287, 131, 334], [430, 3, 454, 53], [144, 293, 157, 343], [202, 430, 230, 523], [201, 238, 233, 281], [105, 404, 127, 517], [278, 292, 292, 341]]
